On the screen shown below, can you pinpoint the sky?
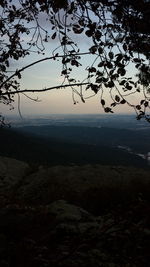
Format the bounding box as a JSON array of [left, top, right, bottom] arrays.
[[1, 2, 146, 118], [2, 51, 136, 117], [1, 39, 139, 117]]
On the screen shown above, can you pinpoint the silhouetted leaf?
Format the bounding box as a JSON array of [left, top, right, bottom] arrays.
[[106, 62, 113, 69], [16, 72, 21, 79], [89, 46, 97, 54], [85, 30, 93, 37], [90, 84, 99, 93], [101, 99, 105, 106], [107, 81, 114, 87], [125, 83, 132, 90], [98, 47, 103, 54], [120, 80, 126, 85], [123, 43, 127, 51], [116, 54, 123, 62], [51, 32, 57, 39], [95, 30, 102, 41], [118, 68, 126, 76], [104, 107, 114, 113], [120, 99, 126, 104], [89, 67, 96, 73], [115, 95, 120, 102], [144, 101, 148, 107], [108, 52, 114, 59], [73, 26, 84, 34], [140, 99, 145, 105], [133, 58, 141, 63], [98, 61, 104, 67], [136, 105, 141, 110], [111, 102, 117, 107]]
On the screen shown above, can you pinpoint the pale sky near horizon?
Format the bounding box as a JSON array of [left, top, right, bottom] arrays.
[[1, 4, 146, 118], [1, 54, 136, 117], [1, 40, 142, 117]]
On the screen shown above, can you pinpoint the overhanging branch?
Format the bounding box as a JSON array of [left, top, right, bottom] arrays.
[[1, 82, 90, 96], [0, 52, 90, 90]]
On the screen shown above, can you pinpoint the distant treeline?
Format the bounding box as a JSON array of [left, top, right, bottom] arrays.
[[19, 125, 150, 153], [0, 127, 147, 168]]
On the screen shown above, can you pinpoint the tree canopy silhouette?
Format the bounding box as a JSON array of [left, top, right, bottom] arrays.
[[0, 0, 150, 120]]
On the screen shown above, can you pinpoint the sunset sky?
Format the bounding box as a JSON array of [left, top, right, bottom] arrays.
[[1, 5, 145, 118], [2, 43, 139, 117]]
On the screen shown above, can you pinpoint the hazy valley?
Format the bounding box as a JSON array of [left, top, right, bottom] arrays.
[[2, 114, 150, 168]]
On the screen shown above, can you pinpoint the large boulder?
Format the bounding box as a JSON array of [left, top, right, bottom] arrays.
[[44, 200, 99, 238], [46, 200, 94, 222], [17, 164, 150, 214], [0, 156, 29, 201]]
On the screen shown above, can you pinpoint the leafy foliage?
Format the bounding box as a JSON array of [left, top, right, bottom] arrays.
[[0, 0, 150, 120]]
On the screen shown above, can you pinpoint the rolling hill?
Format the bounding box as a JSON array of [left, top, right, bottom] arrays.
[[0, 127, 147, 168]]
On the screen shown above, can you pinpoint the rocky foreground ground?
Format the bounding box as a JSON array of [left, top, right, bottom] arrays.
[[0, 156, 150, 267]]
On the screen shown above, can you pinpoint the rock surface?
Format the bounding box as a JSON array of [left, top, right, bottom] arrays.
[[16, 164, 150, 214], [0, 157, 150, 266], [0, 199, 149, 267], [0, 156, 29, 204], [46, 200, 94, 222]]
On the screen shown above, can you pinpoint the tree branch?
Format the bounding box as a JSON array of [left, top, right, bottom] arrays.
[[1, 82, 90, 96], [0, 52, 90, 90]]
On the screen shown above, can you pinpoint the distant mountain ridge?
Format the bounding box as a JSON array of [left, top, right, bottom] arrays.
[[7, 114, 150, 130], [18, 125, 150, 154], [0, 127, 147, 168]]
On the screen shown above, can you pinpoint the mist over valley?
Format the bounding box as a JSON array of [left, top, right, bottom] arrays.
[[2, 114, 150, 167]]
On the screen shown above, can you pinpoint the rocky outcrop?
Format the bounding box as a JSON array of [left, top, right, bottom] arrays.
[[0, 199, 149, 267], [45, 200, 99, 236], [0, 156, 29, 204], [46, 200, 94, 222], [0, 157, 150, 266], [16, 164, 150, 213]]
